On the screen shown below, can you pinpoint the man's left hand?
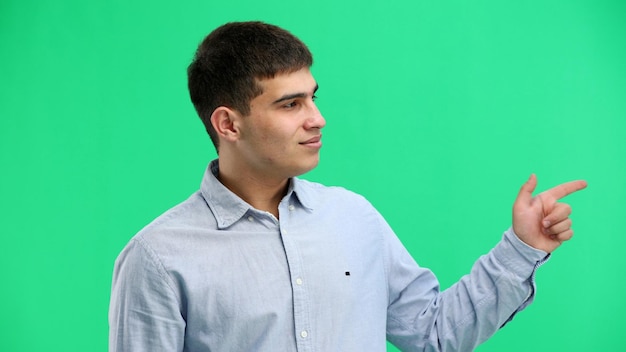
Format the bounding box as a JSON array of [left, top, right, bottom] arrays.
[[512, 174, 587, 253]]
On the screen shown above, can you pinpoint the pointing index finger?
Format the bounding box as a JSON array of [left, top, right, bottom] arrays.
[[542, 180, 588, 201]]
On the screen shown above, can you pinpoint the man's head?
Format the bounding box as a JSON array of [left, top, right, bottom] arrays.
[[188, 21, 313, 151]]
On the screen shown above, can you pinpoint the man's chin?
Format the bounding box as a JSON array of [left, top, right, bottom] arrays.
[[291, 159, 320, 178]]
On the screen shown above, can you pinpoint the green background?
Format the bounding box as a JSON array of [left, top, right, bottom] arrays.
[[1, 0, 624, 351]]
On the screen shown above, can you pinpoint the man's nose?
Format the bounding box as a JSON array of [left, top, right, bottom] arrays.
[[305, 104, 326, 129]]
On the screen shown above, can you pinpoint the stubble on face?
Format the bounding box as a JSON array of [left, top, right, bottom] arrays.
[[237, 68, 325, 181]]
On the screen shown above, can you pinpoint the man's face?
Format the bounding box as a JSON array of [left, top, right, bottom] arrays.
[[235, 67, 325, 180]]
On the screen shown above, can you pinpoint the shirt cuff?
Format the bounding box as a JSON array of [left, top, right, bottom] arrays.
[[491, 227, 550, 282]]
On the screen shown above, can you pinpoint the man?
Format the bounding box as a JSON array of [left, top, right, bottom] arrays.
[[108, 21, 586, 351]]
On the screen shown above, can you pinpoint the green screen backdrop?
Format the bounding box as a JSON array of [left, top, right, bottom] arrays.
[[1, 0, 625, 351]]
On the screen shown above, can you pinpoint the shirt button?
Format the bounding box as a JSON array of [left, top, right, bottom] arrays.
[[295, 278, 303, 285], [247, 216, 254, 222], [300, 330, 308, 338], [288, 205, 295, 211]]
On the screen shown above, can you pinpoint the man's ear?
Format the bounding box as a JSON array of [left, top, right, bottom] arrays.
[[210, 107, 240, 142]]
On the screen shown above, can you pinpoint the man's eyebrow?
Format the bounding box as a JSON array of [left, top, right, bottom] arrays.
[[272, 84, 319, 104]]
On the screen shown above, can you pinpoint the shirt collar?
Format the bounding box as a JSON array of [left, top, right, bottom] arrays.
[[289, 177, 315, 211], [200, 160, 315, 229]]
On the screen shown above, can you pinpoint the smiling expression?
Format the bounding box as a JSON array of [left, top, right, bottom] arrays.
[[233, 67, 326, 180]]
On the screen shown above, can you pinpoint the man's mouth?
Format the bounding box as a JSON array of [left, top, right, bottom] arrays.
[[300, 135, 322, 147]]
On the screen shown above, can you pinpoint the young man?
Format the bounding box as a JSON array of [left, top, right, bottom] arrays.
[[108, 21, 587, 351]]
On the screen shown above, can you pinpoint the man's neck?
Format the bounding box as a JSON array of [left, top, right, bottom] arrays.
[[217, 161, 289, 219]]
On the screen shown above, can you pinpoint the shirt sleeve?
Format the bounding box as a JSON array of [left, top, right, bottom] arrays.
[[108, 236, 186, 352], [385, 226, 549, 352]]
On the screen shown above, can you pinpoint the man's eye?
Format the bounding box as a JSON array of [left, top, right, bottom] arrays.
[[284, 101, 297, 108], [312, 95, 318, 102]]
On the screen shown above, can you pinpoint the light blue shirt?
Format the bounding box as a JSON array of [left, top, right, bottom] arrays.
[[109, 160, 548, 352]]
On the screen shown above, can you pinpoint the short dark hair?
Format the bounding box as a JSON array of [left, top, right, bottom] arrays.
[[187, 21, 313, 150]]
